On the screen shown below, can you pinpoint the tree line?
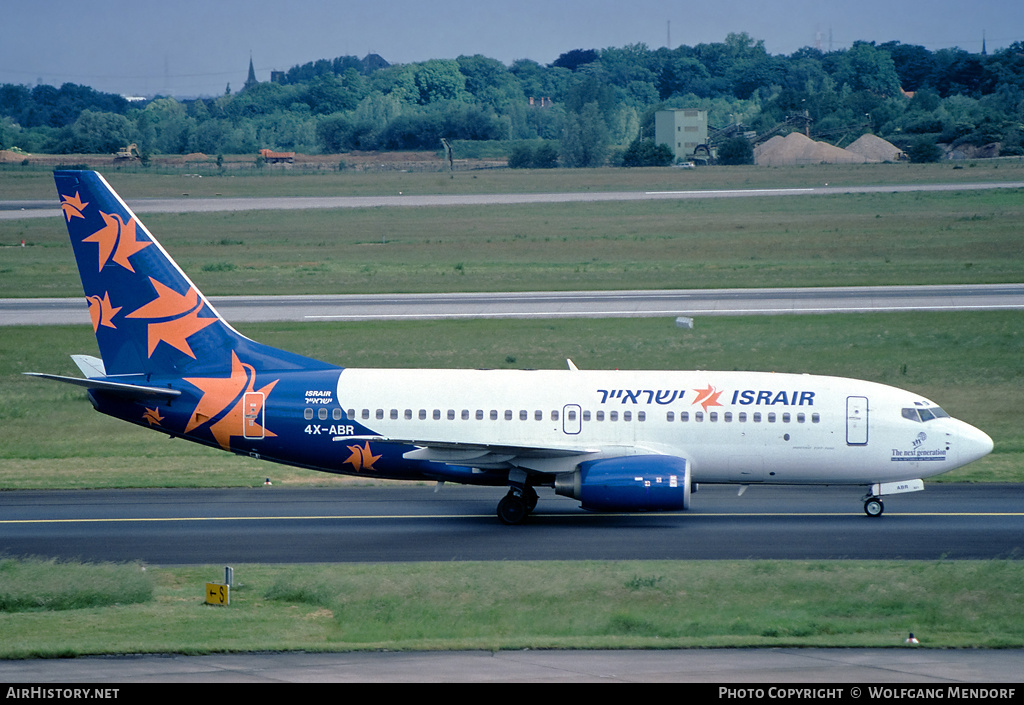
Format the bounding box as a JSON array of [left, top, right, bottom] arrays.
[[2, 33, 1023, 165]]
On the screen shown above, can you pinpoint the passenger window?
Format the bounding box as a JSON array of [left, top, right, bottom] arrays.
[[582, 411, 591, 421], [680, 412, 689, 422], [610, 411, 619, 421], [476, 410, 484, 420], [709, 412, 718, 422], [782, 413, 791, 423], [666, 412, 675, 422], [405, 409, 413, 420], [505, 410, 513, 421], [596, 411, 604, 421], [535, 410, 543, 421], [361, 409, 369, 420], [334, 408, 343, 420], [638, 411, 646, 422], [304, 408, 314, 420], [768, 413, 776, 423], [390, 409, 398, 420], [447, 409, 455, 420], [753, 413, 762, 422], [419, 409, 427, 420], [738, 412, 747, 422], [490, 410, 498, 420], [462, 410, 470, 420], [812, 413, 820, 423], [433, 409, 441, 420], [724, 412, 732, 422]]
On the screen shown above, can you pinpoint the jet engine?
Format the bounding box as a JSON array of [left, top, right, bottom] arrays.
[[554, 455, 691, 512]]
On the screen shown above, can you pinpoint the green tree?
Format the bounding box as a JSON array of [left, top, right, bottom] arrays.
[[907, 136, 943, 162], [507, 143, 534, 168], [414, 60, 468, 104], [561, 102, 609, 167], [717, 136, 754, 165], [622, 137, 673, 166], [828, 42, 903, 97], [531, 142, 559, 168]]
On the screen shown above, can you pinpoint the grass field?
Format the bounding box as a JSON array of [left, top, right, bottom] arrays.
[[3, 186, 1024, 298], [1, 559, 1022, 657], [1, 163, 1021, 656]]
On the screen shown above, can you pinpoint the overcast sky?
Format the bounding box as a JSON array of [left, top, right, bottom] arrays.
[[3, 0, 1021, 98]]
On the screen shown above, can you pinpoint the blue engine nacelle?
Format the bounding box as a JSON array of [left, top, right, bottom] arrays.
[[554, 455, 691, 512]]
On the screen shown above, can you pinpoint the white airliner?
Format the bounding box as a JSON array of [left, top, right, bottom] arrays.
[[31, 171, 994, 524]]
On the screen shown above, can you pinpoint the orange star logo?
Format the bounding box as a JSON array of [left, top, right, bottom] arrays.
[[142, 407, 164, 426], [345, 442, 381, 472], [125, 278, 217, 358], [184, 352, 278, 450], [60, 192, 89, 221], [692, 384, 724, 411], [82, 211, 150, 273], [86, 291, 121, 331]]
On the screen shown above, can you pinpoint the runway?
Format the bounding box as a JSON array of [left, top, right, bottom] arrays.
[[2, 484, 1021, 564], [4, 283, 1024, 325], [4, 179, 1024, 220]]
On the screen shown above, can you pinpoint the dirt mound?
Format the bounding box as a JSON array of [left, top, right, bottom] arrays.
[[0, 150, 30, 163], [755, 132, 867, 166], [846, 134, 905, 162]]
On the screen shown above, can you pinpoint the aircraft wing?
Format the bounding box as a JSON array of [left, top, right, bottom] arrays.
[[353, 434, 650, 474]]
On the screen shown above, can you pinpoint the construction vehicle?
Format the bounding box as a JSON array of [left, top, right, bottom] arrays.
[[114, 143, 140, 161], [258, 149, 295, 164]]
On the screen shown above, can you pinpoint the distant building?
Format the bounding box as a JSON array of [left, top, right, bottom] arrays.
[[655, 109, 708, 162], [244, 56, 259, 90], [361, 53, 390, 74]]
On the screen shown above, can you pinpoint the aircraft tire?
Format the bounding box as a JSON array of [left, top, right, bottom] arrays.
[[497, 493, 529, 525], [864, 498, 884, 518]]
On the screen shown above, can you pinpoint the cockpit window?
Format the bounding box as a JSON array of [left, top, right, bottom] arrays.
[[902, 406, 950, 422]]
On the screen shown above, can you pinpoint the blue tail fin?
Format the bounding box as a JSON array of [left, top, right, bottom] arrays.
[[55, 171, 332, 377]]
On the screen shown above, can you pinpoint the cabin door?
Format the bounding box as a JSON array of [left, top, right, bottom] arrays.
[[846, 396, 869, 445], [243, 392, 266, 439]]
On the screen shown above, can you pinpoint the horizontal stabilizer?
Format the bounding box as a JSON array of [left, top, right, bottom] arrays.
[[23, 372, 181, 400]]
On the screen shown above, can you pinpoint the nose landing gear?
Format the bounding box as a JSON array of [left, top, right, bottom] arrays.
[[863, 497, 884, 518]]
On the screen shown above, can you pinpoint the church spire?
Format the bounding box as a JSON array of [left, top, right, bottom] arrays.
[[244, 54, 258, 90]]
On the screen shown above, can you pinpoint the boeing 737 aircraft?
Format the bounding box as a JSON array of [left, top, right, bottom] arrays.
[[30, 171, 993, 523]]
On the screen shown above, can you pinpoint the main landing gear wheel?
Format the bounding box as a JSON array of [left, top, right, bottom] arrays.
[[497, 492, 529, 525], [497, 486, 538, 525], [864, 498, 884, 518]]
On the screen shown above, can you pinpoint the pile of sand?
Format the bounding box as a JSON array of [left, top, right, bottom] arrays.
[[0, 149, 29, 163], [755, 132, 867, 166], [846, 134, 905, 162]]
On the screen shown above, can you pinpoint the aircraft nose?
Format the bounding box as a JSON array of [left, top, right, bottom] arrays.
[[958, 422, 994, 465]]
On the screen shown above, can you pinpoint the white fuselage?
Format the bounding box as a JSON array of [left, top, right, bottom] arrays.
[[333, 368, 993, 485]]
